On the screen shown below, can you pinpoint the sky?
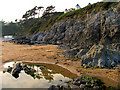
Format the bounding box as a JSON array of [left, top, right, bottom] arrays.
[[0, 0, 103, 22]]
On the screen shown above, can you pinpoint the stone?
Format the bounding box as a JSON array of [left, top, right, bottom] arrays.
[[80, 84, 86, 88], [69, 84, 80, 90], [62, 48, 79, 58], [81, 80, 86, 84], [48, 85, 59, 90], [75, 49, 88, 59], [7, 66, 13, 73], [61, 85, 69, 90], [11, 63, 23, 78]]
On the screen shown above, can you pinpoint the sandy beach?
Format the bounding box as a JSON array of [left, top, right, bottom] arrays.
[[1, 42, 120, 88]]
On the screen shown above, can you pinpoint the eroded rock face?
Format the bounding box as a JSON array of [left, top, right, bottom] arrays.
[[62, 48, 79, 58], [14, 3, 120, 68], [81, 44, 120, 68]]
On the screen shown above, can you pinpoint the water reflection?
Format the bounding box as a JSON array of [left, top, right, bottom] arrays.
[[23, 64, 54, 82], [2, 62, 78, 88]]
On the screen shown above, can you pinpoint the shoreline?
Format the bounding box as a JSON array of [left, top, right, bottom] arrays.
[[2, 42, 120, 88]]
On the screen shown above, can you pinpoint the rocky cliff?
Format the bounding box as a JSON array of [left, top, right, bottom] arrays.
[[15, 3, 120, 68]]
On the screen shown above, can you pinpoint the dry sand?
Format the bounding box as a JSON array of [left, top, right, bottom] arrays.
[[1, 42, 120, 88]]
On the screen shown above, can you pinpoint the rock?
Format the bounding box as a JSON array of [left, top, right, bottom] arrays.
[[62, 48, 79, 58], [80, 84, 86, 88], [75, 77, 81, 82], [69, 84, 80, 90], [61, 85, 69, 90], [81, 44, 120, 68], [48, 85, 59, 90], [74, 81, 81, 86], [81, 80, 87, 85], [75, 49, 89, 59], [39, 66, 45, 70], [11, 63, 23, 78], [13, 3, 120, 68], [59, 79, 62, 82], [93, 86, 100, 89], [7, 66, 13, 73], [3, 71, 6, 73]]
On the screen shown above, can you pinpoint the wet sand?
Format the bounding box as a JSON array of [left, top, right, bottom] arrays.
[[1, 42, 120, 88]]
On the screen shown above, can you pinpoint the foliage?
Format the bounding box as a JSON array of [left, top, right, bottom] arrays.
[[3, 2, 119, 36], [22, 6, 44, 20], [2, 21, 21, 36], [42, 5, 55, 18], [56, 2, 119, 22], [22, 12, 63, 35]]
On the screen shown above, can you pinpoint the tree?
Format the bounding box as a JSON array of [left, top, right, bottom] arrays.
[[46, 5, 55, 13], [31, 6, 38, 18], [22, 6, 38, 19], [42, 5, 55, 18]]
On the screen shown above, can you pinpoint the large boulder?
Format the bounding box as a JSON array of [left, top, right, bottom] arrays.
[[81, 44, 120, 68]]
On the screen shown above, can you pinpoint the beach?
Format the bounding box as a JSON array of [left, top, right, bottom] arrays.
[[1, 42, 120, 88]]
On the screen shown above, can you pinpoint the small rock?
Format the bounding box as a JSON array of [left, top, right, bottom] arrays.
[[3, 71, 6, 73], [69, 84, 79, 89], [81, 80, 86, 84], [80, 84, 86, 88], [93, 86, 99, 89], [61, 85, 69, 90], [48, 85, 59, 90], [7, 67, 13, 72]]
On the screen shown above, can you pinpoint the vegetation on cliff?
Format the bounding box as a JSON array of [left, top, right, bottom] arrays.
[[2, 2, 119, 36]]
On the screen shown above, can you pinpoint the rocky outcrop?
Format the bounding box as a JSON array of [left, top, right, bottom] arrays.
[[13, 3, 120, 68], [81, 44, 120, 68]]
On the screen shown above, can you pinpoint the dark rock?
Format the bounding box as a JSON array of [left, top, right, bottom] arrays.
[[62, 48, 79, 58], [13, 3, 120, 68], [7, 66, 13, 73], [61, 85, 69, 90], [59, 80, 62, 82], [69, 84, 80, 90], [80, 84, 86, 88], [81, 44, 120, 68], [48, 85, 59, 90], [12, 63, 23, 78], [81, 80, 86, 84], [75, 49, 89, 59]]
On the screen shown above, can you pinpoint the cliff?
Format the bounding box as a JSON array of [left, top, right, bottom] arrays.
[[14, 2, 120, 68]]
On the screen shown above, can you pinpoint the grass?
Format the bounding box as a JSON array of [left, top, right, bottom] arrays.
[[22, 12, 63, 35], [56, 2, 119, 22], [19, 2, 119, 35]]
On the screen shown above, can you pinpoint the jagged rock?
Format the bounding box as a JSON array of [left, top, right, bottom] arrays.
[[80, 84, 86, 88], [69, 84, 80, 89], [81, 44, 120, 68], [13, 3, 120, 68], [75, 49, 89, 59], [61, 85, 69, 90], [48, 85, 59, 90], [7, 66, 13, 73], [62, 48, 79, 58], [12, 63, 23, 78]]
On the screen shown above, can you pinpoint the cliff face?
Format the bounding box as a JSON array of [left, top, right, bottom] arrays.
[[22, 3, 120, 68]]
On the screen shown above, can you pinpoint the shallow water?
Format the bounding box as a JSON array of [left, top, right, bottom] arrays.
[[1, 61, 78, 88]]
